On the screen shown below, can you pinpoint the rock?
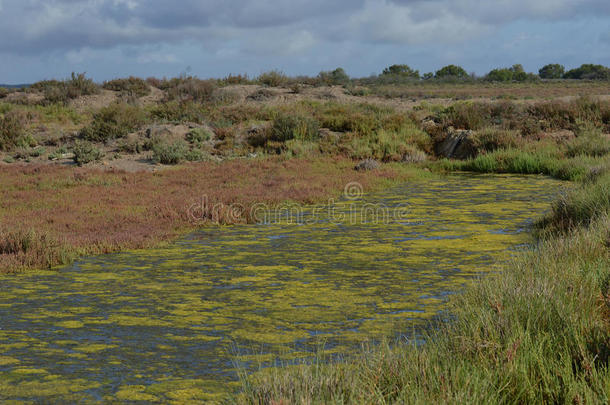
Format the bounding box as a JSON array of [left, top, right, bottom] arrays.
[[354, 158, 380, 171], [434, 128, 476, 159]]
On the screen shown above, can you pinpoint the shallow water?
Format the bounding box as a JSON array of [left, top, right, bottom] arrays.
[[0, 174, 564, 403]]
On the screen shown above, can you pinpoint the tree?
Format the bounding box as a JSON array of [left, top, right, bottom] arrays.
[[381, 64, 420, 78], [435, 64, 468, 79], [563, 64, 610, 80], [318, 68, 350, 85], [539, 64, 565, 79], [486, 64, 532, 82]]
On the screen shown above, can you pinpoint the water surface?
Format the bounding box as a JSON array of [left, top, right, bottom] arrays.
[[0, 174, 564, 403]]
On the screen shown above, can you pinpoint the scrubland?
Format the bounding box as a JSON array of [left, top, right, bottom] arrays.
[[1, 71, 609, 403]]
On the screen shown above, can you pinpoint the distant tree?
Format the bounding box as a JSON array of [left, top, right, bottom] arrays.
[[422, 72, 434, 80], [435, 64, 469, 79], [317, 67, 350, 85], [381, 64, 420, 79], [538, 64, 565, 79], [486, 64, 532, 82], [563, 64, 610, 80]]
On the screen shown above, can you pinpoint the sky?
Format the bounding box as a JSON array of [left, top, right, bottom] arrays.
[[0, 0, 609, 84]]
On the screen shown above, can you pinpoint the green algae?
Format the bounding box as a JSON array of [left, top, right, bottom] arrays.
[[0, 174, 565, 402]]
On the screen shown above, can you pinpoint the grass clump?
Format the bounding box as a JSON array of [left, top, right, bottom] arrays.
[[72, 140, 102, 166], [102, 77, 151, 97], [567, 123, 610, 158], [80, 103, 147, 142], [161, 76, 218, 103]]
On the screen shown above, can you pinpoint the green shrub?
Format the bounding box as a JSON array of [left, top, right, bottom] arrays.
[[564, 64, 610, 80], [72, 140, 102, 166], [566, 125, 610, 157], [381, 64, 419, 78], [472, 128, 523, 153], [257, 70, 289, 87], [31, 72, 99, 104], [435, 65, 469, 79], [149, 101, 205, 123], [0, 110, 26, 151], [80, 103, 146, 142], [184, 148, 209, 162], [0, 87, 8, 98], [539, 64, 565, 79], [317, 68, 350, 85], [270, 114, 320, 142], [163, 77, 218, 102], [152, 139, 188, 164], [439, 102, 490, 130], [102, 77, 151, 97], [186, 128, 212, 146]]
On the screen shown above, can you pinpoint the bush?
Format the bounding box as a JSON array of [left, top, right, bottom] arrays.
[[152, 139, 188, 164], [486, 64, 534, 82], [381, 64, 419, 79], [80, 103, 147, 142], [0, 87, 8, 98], [566, 124, 610, 157], [149, 101, 205, 123], [186, 127, 212, 146], [564, 64, 610, 80], [72, 140, 102, 166], [0, 110, 26, 151], [102, 77, 151, 97], [435, 65, 469, 79], [539, 64, 565, 79], [472, 128, 523, 153], [270, 114, 320, 142], [317, 68, 350, 85], [257, 70, 289, 87], [31, 72, 99, 104], [163, 76, 218, 103]]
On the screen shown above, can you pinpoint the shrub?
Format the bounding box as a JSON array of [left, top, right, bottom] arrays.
[[486, 64, 533, 82], [184, 148, 209, 162], [0, 110, 26, 151], [435, 65, 469, 79], [270, 114, 320, 142], [164, 76, 218, 103], [381, 64, 419, 79], [566, 124, 610, 157], [220, 74, 251, 85], [439, 102, 490, 130], [72, 140, 102, 166], [152, 139, 188, 164], [186, 127, 212, 146], [257, 70, 289, 87], [564, 64, 610, 80], [472, 128, 523, 153], [317, 68, 350, 85], [80, 103, 147, 142], [539, 64, 565, 79], [31, 72, 99, 104], [149, 101, 205, 123], [102, 77, 151, 97], [0, 87, 8, 98]]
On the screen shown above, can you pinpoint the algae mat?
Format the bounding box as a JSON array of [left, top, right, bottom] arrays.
[[0, 174, 564, 403]]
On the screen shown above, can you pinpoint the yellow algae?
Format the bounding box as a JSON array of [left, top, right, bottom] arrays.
[[74, 344, 118, 353], [0, 174, 565, 402], [0, 356, 20, 366], [55, 320, 84, 328], [114, 385, 159, 402]]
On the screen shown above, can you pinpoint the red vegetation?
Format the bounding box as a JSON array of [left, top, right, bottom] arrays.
[[0, 158, 402, 273]]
